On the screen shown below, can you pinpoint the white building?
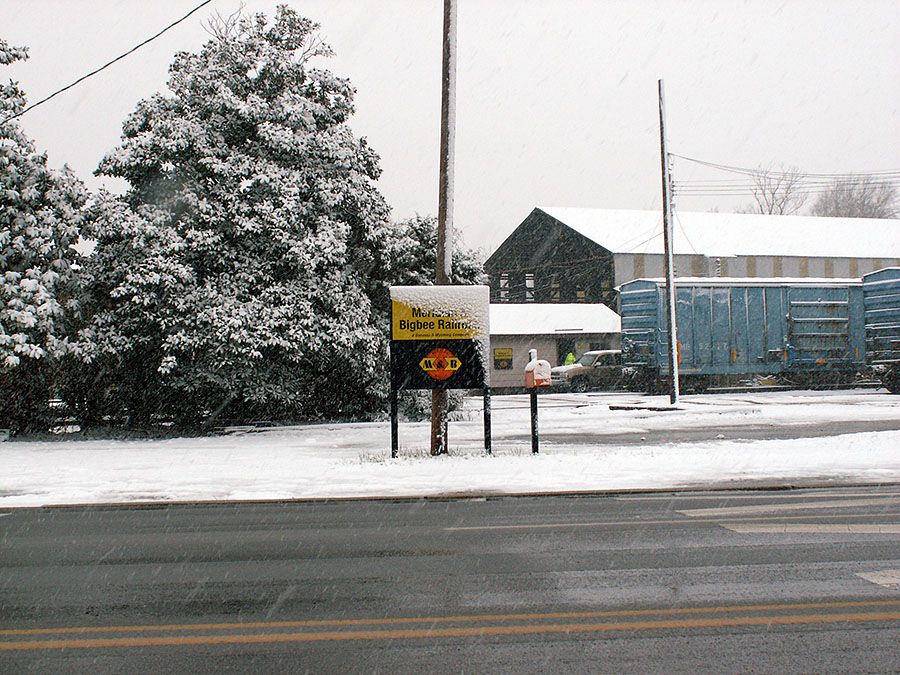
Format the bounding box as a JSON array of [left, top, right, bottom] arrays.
[[489, 303, 621, 389]]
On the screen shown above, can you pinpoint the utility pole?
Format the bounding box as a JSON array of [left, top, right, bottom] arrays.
[[432, 0, 457, 454], [658, 79, 680, 404]]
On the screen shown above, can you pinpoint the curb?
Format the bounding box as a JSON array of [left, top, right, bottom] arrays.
[[5, 480, 900, 511]]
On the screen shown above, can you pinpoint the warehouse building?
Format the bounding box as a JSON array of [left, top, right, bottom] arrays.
[[485, 207, 900, 311], [488, 303, 620, 389]]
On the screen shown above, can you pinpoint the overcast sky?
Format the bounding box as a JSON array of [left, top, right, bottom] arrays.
[[5, 0, 899, 253]]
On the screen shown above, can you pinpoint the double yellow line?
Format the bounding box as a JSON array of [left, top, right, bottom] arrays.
[[3, 600, 900, 651]]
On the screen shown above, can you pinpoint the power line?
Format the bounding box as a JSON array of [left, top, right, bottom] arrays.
[[674, 181, 900, 197], [669, 153, 900, 199], [1, 0, 215, 125], [670, 153, 900, 179], [671, 153, 900, 179]]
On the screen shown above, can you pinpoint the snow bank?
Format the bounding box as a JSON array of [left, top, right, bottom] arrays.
[[1, 390, 899, 507]]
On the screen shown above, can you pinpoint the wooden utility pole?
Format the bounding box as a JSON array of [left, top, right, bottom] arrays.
[[658, 79, 680, 404], [432, 0, 457, 454]]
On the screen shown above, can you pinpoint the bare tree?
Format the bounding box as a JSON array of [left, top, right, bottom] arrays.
[[810, 175, 899, 219], [736, 164, 808, 215]]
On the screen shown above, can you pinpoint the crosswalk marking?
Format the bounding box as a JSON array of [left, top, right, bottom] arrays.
[[721, 523, 900, 534], [857, 570, 900, 588], [677, 497, 900, 518]]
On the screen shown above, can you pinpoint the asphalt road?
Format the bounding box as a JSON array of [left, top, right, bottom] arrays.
[[3, 487, 900, 673]]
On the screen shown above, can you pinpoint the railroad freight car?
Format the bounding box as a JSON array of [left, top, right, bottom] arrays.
[[618, 277, 866, 391], [862, 267, 900, 393]]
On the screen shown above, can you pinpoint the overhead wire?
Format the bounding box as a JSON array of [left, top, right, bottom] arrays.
[[670, 153, 900, 179], [669, 153, 900, 198], [1, 0, 215, 125]]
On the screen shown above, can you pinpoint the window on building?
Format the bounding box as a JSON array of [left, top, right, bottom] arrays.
[[550, 275, 561, 302], [499, 273, 509, 301], [525, 273, 535, 302]]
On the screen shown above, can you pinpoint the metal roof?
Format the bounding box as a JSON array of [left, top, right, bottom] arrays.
[[537, 207, 900, 259]]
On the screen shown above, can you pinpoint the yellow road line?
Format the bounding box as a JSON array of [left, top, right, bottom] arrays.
[[3, 611, 900, 651], [4, 599, 900, 638]]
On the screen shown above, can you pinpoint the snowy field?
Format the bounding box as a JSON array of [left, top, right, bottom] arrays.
[[2, 389, 900, 508]]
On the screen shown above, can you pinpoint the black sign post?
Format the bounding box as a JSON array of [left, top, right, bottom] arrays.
[[389, 286, 491, 458], [524, 349, 552, 455]]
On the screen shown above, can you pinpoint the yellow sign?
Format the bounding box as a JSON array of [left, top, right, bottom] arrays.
[[392, 300, 477, 341], [493, 348, 513, 370]]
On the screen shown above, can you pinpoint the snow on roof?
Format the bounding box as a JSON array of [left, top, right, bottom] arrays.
[[490, 303, 620, 336], [537, 207, 900, 259]]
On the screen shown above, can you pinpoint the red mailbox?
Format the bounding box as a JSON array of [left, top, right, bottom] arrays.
[[525, 354, 552, 388]]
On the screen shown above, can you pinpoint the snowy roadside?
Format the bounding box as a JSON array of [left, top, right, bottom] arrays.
[[2, 389, 899, 508]]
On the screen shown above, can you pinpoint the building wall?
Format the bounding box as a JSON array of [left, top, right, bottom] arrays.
[[614, 253, 717, 284], [489, 333, 620, 389], [613, 252, 893, 285], [485, 209, 617, 308], [488, 336, 558, 389]]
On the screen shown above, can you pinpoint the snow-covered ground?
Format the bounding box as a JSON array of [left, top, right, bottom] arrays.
[[2, 389, 899, 508]]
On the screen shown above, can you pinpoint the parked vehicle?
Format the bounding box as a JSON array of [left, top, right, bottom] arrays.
[[618, 277, 867, 392], [551, 349, 622, 391], [862, 267, 900, 393]]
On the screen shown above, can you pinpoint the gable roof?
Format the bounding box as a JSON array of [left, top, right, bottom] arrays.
[[490, 303, 620, 336], [534, 207, 900, 259]]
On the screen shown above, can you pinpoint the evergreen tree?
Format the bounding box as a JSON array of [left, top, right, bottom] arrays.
[[75, 7, 397, 426], [385, 215, 485, 292], [1, 40, 87, 433]]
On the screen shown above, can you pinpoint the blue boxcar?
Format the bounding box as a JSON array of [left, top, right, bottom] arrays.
[[862, 267, 900, 393], [618, 277, 866, 389]]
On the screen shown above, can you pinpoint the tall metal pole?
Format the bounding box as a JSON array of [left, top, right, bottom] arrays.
[[431, 0, 457, 454], [658, 79, 680, 404]]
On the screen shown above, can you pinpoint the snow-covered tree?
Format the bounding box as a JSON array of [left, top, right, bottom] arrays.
[[384, 215, 485, 292], [1, 39, 87, 433], [73, 7, 398, 426]]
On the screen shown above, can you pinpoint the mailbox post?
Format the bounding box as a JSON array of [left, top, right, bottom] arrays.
[[524, 349, 551, 454]]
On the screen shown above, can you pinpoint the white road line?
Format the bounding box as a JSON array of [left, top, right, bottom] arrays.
[[721, 523, 900, 534], [677, 497, 900, 518], [857, 570, 900, 588], [616, 492, 900, 502]]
